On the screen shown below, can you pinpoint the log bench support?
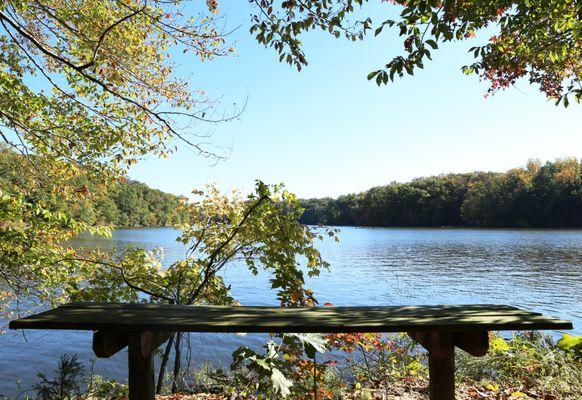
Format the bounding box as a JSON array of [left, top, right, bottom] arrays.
[[408, 331, 489, 400], [93, 330, 174, 400], [92, 329, 487, 400]]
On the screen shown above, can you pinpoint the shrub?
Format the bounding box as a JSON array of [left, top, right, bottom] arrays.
[[32, 353, 84, 400], [456, 332, 582, 398]]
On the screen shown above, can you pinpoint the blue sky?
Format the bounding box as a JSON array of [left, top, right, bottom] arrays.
[[128, 2, 582, 199]]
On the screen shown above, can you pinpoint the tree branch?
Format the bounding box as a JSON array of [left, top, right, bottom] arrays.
[[186, 195, 270, 304], [77, 4, 148, 71], [66, 257, 173, 302]]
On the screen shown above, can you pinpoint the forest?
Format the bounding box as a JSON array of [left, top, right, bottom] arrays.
[[300, 158, 582, 228], [0, 148, 186, 227], [5, 148, 582, 229]]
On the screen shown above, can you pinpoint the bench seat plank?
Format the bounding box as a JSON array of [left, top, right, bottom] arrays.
[[9, 303, 572, 333]]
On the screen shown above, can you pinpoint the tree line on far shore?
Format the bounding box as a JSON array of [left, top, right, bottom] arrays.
[[299, 158, 582, 228], [74, 179, 187, 227], [5, 148, 582, 229], [0, 148, 186, 227]]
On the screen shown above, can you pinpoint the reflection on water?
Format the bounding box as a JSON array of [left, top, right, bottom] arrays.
[[1, 227, 580, 396]]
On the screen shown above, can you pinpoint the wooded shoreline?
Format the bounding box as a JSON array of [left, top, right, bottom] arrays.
[[5, 150, 582, 230], [299, 159, 582, 229]]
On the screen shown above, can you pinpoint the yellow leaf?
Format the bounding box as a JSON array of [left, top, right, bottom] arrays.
[[486, 383, 499, 392]]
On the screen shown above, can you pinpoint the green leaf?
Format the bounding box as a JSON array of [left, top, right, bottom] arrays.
[[405, 64, 414, 75], [288, 333, 327, 359], [367, 70, 379, 80], [271, 368, 292, 397]]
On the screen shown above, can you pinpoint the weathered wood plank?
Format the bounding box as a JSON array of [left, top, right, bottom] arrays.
[[9, 304, 573, 333], [407, 331, 431, 352], [59, 302, 541, 317], [93, 330, 128, 358], [409, 331, 489, 357], [9, 303, 573, 400], [454, 331, 489, 357], [139, 331, 174, 358], [93, 330, 173, 358], [61, 302, 522, 310]]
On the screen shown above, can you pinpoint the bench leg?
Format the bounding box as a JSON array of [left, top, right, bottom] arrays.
[[428, 345, 455, 400], [128, 332, 155, 400], [408, 331, 456, 400]]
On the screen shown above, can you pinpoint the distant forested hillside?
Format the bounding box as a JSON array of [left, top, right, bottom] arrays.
[[300, 159, 582, 228], [82, 179, 187, 227], [0, 148, 186, 227]]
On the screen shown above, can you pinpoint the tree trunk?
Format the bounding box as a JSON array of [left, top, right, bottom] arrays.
[[171, 332, 183, 394], [156, 334, 175, 394]]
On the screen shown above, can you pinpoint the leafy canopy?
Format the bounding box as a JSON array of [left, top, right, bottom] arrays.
[[0, 0, 233, 315], [250, 0, 582, 105], [1, 0, 234, 179]]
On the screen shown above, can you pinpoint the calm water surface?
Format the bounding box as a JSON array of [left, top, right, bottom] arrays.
[[1, 227, 580, 397]]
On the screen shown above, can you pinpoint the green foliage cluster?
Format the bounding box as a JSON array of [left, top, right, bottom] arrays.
[[21, 353, 127, 400], [457, 332, 582, 398], [221, 333, 327, 398], [32, 354, 84, 400], [16, 333, 581, 399], [326, 332, 582, 399], [251, 0, 581, 105], [0, 0, 229, 320], [0, 148, 186, 227], [557, 334, 582, 360], [66, 181, 333, 394], [300, 158, 582, 228]]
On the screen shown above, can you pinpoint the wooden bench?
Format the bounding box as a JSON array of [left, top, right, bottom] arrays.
[[10, 303, 572, 400]]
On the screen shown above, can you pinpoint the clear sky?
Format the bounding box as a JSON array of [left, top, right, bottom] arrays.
[[128, 2, 582, 199]]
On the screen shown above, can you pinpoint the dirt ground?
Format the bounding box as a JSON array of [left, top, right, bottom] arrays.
[[154, 384, 562, 399]]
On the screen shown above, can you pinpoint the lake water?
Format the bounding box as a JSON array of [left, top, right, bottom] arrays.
[[1, 227, 580, 397]]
